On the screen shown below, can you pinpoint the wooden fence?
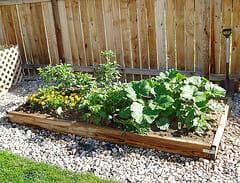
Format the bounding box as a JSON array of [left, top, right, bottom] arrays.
[[0, 0, 240, 80]]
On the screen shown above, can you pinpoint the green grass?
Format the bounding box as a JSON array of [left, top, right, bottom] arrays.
[[0, 150, 116, 183]]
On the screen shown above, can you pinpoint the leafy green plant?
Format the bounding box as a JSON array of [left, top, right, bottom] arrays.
[[28, 52, 226, 135], [94, 50, 120, 87]]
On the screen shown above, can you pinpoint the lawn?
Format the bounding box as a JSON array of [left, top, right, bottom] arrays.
[[0, 151, 116, 183]]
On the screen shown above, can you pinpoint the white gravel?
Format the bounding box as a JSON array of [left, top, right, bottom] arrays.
[[0, 78, 240, 183]]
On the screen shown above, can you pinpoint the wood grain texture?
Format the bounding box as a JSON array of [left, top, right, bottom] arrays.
[[231, 0, 240, 75], [165, 0, 175, 69], [8, 111, 224, 159], [220, 0, 232, 74], [210, 0, 222, 74], [1, 0, 240, 80]]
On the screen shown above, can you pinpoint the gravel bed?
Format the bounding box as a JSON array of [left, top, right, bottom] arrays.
[[0, 78, 240, 183]]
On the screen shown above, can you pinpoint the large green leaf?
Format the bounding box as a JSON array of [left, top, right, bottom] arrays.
[[119, 107, 131, 119], [132, 80, 152, 97], [125, 84, 137, 101], [156, 118, 170, 130], [205, 82, 226, 98], [154, 95, 174, 110], [143, 106, 159, 124], [185, 76, 202, 86], [180, 85, 197, 100], [194, 91, 207, 103], [130, 102, 144, 124]]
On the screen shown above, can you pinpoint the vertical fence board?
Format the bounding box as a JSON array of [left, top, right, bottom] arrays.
[[120, 0, 133, 81], [129, 0, 140, 79], [17, 4, 34, 65], [112, 0, 124, 66], [102, 0, 115, 53], [221, 0, 232, 74], [211, 0, 222, 74], [86, 0, 100, 65], [79, 0, 93, 66], [166, 0, 175, 69], [232, 0, 240, 75], [176, 0, 185, 70], [57, 0, 72, 64], [0, 6, 17, 45], [184, 0, 194, 71], [10, 6, 26, 64], [95, 0, 106, 64], [146, 0, 157, 71], [65, 0, 80, 65], [195, 0, 210, 75], [155, 0, 166, 70], [71, 0, 86, 66], [42, 1, 59, 65], [31, 3, 50, 65]]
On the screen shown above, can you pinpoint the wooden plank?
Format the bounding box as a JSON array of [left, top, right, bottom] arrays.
[[87, 0, 101, 66], [94, 0, 106, 64], [210, 0, 222, 74], [51, 0, 64, 62], [146, 0, 157, 71], [112, 0, 124, 66], [184, 0, 194, 71], [42, 1, 59, 64], [10, 5, 26, 66], [0, 6, 17, 45], [231, 0, 240, 75], [17, 4, 34, 66], [119, 0, 133, 81], [102, 0, 115, 52], [30, 3, 50, 65], [8, 111, 216, 159], [57, 0, 72, 64], [79, 0, 93, 66], [220, 0, 232, 74], [71, 0, 86, 66], [155, 0, 166, 70], [211, 98, 230, 158], [0, 8, 6, 44], [137, 0, 149, 73], [65, 0, 79, 65], [0, 0, 50, 6], [165, 0, 175, 69], [195, 0, 210, 76], [129, 0, 140, 80], [175, 0, 185, 70]]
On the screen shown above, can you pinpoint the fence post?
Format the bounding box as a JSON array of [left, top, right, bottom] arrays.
[[51, 0, 65, 63]]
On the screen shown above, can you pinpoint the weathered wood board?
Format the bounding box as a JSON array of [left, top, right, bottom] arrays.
[[7, 101, 230, 160]]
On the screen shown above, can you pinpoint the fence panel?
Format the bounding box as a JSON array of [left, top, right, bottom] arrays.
[[0, 0, 240, 79]]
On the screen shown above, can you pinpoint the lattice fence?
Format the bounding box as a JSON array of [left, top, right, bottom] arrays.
[[0, 45, 22, 93]]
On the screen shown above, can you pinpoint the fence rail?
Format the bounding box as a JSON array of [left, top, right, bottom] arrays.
[[0, 0, 239, 80]]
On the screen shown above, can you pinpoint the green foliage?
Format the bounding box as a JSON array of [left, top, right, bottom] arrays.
[[117, 69, 226, 134], [94, 50, 121, 87], [28, 51, 226, 135]]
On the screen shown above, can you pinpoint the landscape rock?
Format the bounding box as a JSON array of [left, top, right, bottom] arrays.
[[0, 77, 239, 182]]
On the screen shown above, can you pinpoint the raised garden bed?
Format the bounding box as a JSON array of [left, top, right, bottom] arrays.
[[6, 52, 231, 160], [8, 98, 229, 160]]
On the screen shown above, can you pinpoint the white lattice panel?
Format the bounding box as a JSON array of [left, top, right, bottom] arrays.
[[0, 46, 22, 93]]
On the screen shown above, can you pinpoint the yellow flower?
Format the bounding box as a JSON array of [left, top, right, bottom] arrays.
[[41, 102, 46, 106]]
